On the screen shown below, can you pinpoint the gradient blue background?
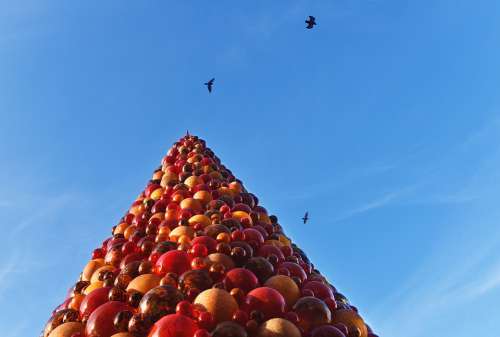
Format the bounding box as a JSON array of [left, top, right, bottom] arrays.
[[1, 1, 500, 336]]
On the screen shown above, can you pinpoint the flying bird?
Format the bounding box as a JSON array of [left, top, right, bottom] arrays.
[[204, 78, 215, 93], [305, 16, 316, 29], [302, 211, 309, 224]]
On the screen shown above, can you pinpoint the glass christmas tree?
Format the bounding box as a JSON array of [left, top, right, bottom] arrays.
[[43, 134, 376, 337]]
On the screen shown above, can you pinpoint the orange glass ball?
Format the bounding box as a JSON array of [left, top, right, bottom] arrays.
[[331, 309, 368, 337], [257, 318, 301, 337], [193, 190, 212, 205], [114, 222, 129, 235], [170, 226, 195, 241], [264, 275, 300, 309], [188, 214, 212, 228], [161, 172, 179, 187], [194, 288, 239, 324], [126, 274, 162, 294], [184, 176, 202, 188], [84, 281, 104, 294], [82, 259, 105, 282], [180, 198, 203, 212], [90, 265, 115, 283], [47, 322, 84, 337]]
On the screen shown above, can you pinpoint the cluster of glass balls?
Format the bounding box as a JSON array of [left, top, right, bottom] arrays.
[[43, 135, 377, 337]]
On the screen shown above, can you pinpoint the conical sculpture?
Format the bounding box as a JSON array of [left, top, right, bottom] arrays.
[[43, 135, 376, 337]]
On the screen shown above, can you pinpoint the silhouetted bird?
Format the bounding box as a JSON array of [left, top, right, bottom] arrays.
[[305, 16, 316, 29], [302, 211, 309, 224], [205, 78, 215, 93]]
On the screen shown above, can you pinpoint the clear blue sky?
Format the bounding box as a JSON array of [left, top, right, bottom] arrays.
[[1, 1, 500, 336]]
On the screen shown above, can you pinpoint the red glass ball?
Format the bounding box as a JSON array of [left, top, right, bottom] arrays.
[[257, 245, 285, 262], [191, 244, 209, 258], [155, 250, 191, 276], [176, 300, 193, 316], [79, 287, 111, 319], [244, 287, 285, 319], [148, 314, 198, 337], [223, 268, 259, 293], [279, 262, 307, 282], [242, 228, 264, 245], [85, 301, 133, 337], [197, 311, 214, 330]]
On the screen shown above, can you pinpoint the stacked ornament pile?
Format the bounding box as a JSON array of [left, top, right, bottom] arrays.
[[43, 135, 377, 337]]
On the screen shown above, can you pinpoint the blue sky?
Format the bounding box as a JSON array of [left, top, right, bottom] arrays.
[[1, 1, 500, 336]]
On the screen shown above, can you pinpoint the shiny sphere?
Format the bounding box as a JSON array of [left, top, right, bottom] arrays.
[[126, 274, 162, 294], [47, 322, 84, 337], [207, 253, 235, 270], [212, 321, 248, 337], [194, 288, 239, 324], [292, 296, 331, 332], [256, 318, 301, 337], [179, 269, 213, 293], [155, 250, 191, 276], [302, 281, 334, 301], [244, 287, 285, 319], [79, 287, 111, 318], [85, 301, 133, 337], [331, 309, 368, 337], [223, 268, 259, 293], [264, 275, 300, 309], [147, 314, 198, 337], [244, 257, 274, 283], [139, 285, 185, 321]]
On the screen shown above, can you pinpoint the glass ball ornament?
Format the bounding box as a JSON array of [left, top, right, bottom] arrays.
[[147, 314, 199, 337], [243, 287, 285, 320], [85, 301, 133, 337], [139, 285, 185, 321], [292, 296, 331, 332], [212, 321, 248, 337]]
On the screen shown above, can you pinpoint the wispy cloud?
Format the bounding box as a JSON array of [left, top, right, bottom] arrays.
[[374, 235, 500, 337], [332, 184, 419, 223], [370, 115, 500, 337], [0, 192, 75, 300], [8, 192, 74, 238]]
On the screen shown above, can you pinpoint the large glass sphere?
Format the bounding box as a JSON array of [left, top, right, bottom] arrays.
[[147, 314, 198, 337], [292, 296, 331, 332], [139, 285, 185, 321]]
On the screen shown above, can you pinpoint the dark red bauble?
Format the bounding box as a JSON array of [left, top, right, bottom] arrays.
[[155, 250, 191, 276], [244, 287, 285, 319], [85, 301, 133, 337], [148, 314, 198, 337], [212, 321, 248, 337], [279, 262, 307, 282], [293, 296, 331, 332], [257, 245, 285, 262], [79, 287, 111, 319], [191, 236, 218, 253], [223, 268, 259, 293], [302, 281, 334, 300], [139, 285, 185, 321]]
